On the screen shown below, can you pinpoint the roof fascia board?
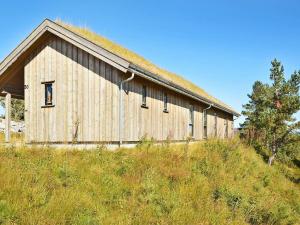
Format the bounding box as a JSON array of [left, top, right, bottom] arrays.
[[45, 20, 130, 72], [0, 19, 130, 76], [0, 21, 48, 75], [129, 65, 240, 116]]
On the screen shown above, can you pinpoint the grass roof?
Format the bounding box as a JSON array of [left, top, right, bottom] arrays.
[[56, 20, 236, 113]]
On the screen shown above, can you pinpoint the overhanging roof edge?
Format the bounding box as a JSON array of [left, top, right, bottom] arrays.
[[0, 19, 130, 76], [128, 64, 240, 116]]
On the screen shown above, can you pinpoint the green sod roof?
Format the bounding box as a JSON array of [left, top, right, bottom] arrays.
[[57, 20, 237, 114]]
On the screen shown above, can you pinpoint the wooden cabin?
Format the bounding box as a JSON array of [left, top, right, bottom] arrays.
[[0, 19, 239, 146]]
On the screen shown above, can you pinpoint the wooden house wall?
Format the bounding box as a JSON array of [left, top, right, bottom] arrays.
[[24, 35, 234, 144], [122, 77, 204, 142]]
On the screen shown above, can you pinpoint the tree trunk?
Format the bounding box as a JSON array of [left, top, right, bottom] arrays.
[[268, 138, 277, 166], [268, 152, 276, 166]]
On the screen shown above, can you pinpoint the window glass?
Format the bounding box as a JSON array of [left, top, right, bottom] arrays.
[[189, 104, 194, 137], [45, 83, 53, 105], [203, 110, 207, 139], [164, 93, 168, 111]]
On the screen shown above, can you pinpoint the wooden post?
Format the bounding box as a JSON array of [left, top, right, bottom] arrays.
[[5, 92, 11, 143]]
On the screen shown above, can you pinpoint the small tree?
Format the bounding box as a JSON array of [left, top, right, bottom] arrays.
[[0, 97, 25, 121], [241, 59, 300, 165]]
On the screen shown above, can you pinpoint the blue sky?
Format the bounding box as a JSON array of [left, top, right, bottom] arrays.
[[0, 0, 299, 126]]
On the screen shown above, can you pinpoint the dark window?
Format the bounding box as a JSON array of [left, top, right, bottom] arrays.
[[163, 92, 168, 112], [214, 113, 218, 137], [203, 110, 208, 139], [141, 85, 147, 108], [189, 104, 194, 137], [45, 83, 53, 105]]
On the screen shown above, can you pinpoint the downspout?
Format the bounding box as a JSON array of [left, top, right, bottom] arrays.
[[119, 72, 135, 146], [203, 103, 213, 139]]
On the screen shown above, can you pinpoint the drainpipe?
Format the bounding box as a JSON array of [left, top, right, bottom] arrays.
[[119, 72, 135, 146], [203, 103, 213, 139]]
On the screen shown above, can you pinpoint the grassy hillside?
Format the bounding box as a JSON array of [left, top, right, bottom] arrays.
[[0, 139, 299, 225]]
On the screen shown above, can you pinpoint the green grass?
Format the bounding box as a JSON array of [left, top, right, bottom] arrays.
[[56, 20, 236, 113], [0, 138, 299, 224]]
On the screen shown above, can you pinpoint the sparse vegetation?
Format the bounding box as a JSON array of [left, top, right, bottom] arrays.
[[0, 138, 299, 224], [0, 98, 24, 122]]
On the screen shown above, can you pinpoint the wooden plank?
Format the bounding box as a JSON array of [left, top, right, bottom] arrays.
[[28, 53, 33, 142], [82, 51, 89, 141], [105, 64, 112, 141], [61, 40, 68, 142], [99, 60, 106, 141], [40, 43, 46, 142], [24, 58, 30, 143], [112, 68, 119, 142], [32, 48, 37, 142], [50, 38, 57, 142], [72, 45, 78, 142], [123, 73, 129, 141], [67, 42, 73, 142], [77, 48, 83, 142], [94, 58, 100, 142], [88, 55, 94, 141]]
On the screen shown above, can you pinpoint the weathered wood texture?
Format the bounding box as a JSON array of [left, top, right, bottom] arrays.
[[24, 36, 234, 143]]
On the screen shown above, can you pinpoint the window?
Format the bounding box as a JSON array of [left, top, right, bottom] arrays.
[[42, 81, 55, 107], [163, 92, 168, 112], [141, 85, 148, 108], [189, 104, 194, 137], [203, 110, 208, 139], [214, 113, 218, 137]]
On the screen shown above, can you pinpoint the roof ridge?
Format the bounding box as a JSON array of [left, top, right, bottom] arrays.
[[55, 20, 239, 115]]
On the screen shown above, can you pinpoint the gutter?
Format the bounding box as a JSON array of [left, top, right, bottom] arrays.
[[119, 72, 135, 146], [128, 64, 240, 117]]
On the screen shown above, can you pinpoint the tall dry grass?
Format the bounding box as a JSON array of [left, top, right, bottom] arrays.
[[0, 138, 299, 224], [0, 132, 24, 144]]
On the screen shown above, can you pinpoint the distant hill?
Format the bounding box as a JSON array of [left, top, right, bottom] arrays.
[[0, 139, 299, 224]]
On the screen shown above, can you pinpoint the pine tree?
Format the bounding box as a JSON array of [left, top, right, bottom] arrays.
[[242, 59, 300, 165], [0, 97, 24, 121]]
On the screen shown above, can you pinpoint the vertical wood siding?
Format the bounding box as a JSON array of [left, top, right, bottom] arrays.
[[24, 36, 234, 143]]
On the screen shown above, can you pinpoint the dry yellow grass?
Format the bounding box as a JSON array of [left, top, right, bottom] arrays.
[[56, 20, 236, 113], [0, 138, 299, 224], [0, 132, 24, 144]]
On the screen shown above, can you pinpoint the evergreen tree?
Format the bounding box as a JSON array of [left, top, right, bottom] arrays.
[[242, 59, 300, 165], [0, 97, 24, 121]]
